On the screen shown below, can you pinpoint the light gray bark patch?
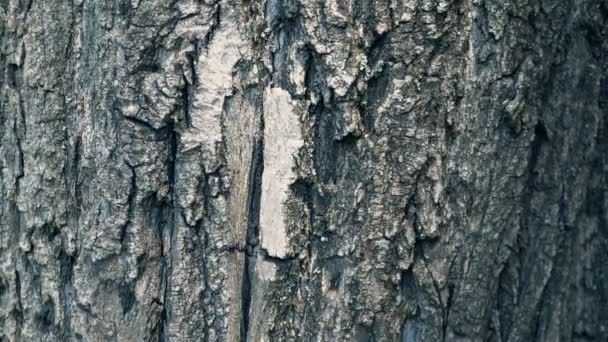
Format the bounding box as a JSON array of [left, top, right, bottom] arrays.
[[182, 17, 243, 167], [259, 87, 304, 259]]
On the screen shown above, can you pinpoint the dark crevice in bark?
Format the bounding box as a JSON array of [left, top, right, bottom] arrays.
[[123, 115, 167, 133], [119, 281, 136, 316], [496, 120, 549, 340], [159, 124, 179, 342], [59, 249, 75, 339], [290, 178, 315, 217], [527, 269, 552, 341], [24, 0, 33, 17], [312, 100, 341, 184], [59, 105, 80, 337], [15, 133, 24, 184], [302, 47, 321, 99], [15, 0, 35, 19], [335, 129, 361, 145], [132, 45, 163, 74], [158, 243, 168, 340], [593, 118, 608, 243], [496, 256, 516, 341], [10, 268, 24, 340], [241, 119, 264, 341], [354, 323, 375, 342], [180, 53, 196, 129], [0, 278, 5, 304], [158, 298, 168, 341], [76, 302, 96, 319], [62, 6, 76, 61], [201, 236, 211, 342], [180, 73, 191, 128], [149, 194, 166, 340], [180, 38, 198, 129], [6, 63, 18, 88], [526, 121, 548, 192], [418, 242, 446, 339], [121, 162, 137, 252], [198, 166, 224, 341], [73, 137, 82, 219], [400, 268, 420, 342], [34, 297, 54, 333], [12, 89, 25, 197], [202, 2, 222, 49], [532, 235, 567, 341], [366, 31, 389, 67], [260, 248, 299, 264], [444, 280, 456, 341], [364, 65, 389, 134]]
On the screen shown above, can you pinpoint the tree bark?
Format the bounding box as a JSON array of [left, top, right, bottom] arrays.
[[0, 0, 607, 341]]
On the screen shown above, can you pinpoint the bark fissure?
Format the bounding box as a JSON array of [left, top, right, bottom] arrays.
[[241, 129, 264, 341], [159, 124, 180, 342], [58, 249, 75, 338]]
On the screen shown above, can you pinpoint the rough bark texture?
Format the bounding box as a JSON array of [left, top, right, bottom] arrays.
[[1, 0, 607, 341]]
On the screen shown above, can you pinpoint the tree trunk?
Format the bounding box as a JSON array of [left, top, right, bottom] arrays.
[[0, 0, 606, 341]]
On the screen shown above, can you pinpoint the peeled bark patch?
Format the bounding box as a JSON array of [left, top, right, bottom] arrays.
[[184, 20, 243, 158], [259, 87, 304, 259]]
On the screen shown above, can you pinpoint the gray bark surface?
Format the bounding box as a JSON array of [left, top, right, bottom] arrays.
[[0, 0, 607, 341]]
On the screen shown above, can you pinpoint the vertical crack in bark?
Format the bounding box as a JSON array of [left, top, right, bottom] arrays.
[[24, 0, 33, 18], [12, 269, 23, 340], [496, 122, 550, 339], [202, 2, 222, 49], [9, 78, 26, 340], [200, 225, 210, 342], [499, 120, 548, 340], [14, 91, 25, 195], [181, 75, 191, 127], [417, 242, 446, 339], [59, 249, 75, 339], [181, 43, 196, 128], [119, 163, 138, 316], [7, 64, 18, 88], [241, 107, 265, 342], [196, 165, 213, 341], [72, 137, 82, 219], [122, 162, 137, 252], [59, 129, 81, 339], [159, 124, 179, 342], [400, 268, 419, 342], [527, 122, 548, 185], [154, 196, 166, 340]]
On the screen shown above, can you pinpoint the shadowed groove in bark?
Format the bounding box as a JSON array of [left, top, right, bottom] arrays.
[[58, 249, 75, 338], [12, 269, 23, 340], [159, 123, 179, 342], [180, 40, 197, 129], [241, 127, 264, 341]]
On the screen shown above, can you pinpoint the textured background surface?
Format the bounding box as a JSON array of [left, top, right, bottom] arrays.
[[0, 0, 607, 341]]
